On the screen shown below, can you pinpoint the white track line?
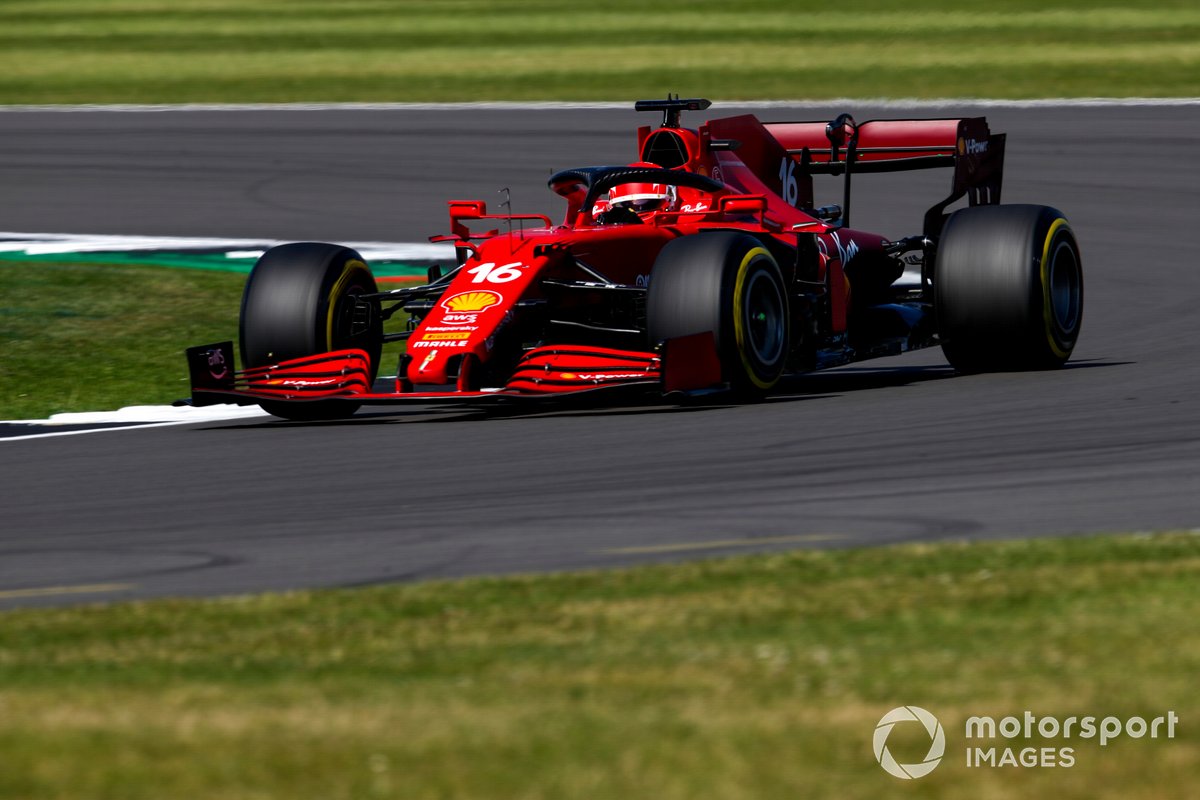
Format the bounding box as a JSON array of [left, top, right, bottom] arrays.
[[0, 405, 271, 442], [36, 405, 270, 425], [0, 99, 1198, 113], [1, 419, 249, 442], [0, 232, 453, 261]]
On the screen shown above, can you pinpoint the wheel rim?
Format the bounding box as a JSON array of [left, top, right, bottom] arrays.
[[1047, 238, 1081, 334], [743, 268, 786, 366]]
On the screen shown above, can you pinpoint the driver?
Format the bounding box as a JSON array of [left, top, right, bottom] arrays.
[[594, 162, 678, 224], [608, 180, 676, 214]]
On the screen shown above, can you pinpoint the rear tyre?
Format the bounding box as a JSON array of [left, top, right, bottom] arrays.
[[646, 232, 789, 396], [239, 242, 382, 420], [935, 204, 1083, 372]]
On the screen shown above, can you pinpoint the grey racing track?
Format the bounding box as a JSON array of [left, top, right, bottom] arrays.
[[1, 104, 1198, 609]]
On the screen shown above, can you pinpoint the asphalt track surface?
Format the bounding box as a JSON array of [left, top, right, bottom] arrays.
[[2, 104, 1198, 609]]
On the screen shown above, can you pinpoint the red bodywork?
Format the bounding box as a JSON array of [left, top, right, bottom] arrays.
[[187, 99, 1006, 410]]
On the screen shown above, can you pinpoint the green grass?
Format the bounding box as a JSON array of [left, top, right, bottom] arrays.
[[0, 261, 245, 419], [1, 0, 1198, 103], [0, 532, 1197, 799], [0, 260, 412, 420]]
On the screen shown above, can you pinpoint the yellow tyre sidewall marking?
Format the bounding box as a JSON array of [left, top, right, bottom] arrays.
[[732, 246, 780, 390], [326, 259, 371, 349], [1039, 219, 1071, 359]]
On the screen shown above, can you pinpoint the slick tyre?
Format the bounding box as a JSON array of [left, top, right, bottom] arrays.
[[647, 232, 789, 396], [239, 242, 382, 420], [935, 204, 1083, 372]]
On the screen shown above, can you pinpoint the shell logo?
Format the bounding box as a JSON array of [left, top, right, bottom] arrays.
[[441, 291, 501, 313]]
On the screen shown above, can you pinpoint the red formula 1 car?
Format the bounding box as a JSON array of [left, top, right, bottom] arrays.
[[185, 97, 1083, 420]]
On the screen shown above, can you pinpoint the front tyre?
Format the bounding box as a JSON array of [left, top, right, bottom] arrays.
[[239, 242, 382, 420], [935, 204, 1083, 372], [646, 232, 789, 396]]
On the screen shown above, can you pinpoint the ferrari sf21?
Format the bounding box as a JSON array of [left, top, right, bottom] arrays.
[[185, 97, 1083, 420]]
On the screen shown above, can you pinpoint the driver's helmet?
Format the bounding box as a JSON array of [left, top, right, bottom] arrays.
[[608, 163, 676, 214]]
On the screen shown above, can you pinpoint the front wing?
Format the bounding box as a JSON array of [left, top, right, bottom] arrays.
[[183, 335, 722, 409]]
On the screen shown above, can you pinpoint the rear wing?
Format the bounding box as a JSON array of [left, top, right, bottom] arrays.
[[705, 113, 1006, 236]]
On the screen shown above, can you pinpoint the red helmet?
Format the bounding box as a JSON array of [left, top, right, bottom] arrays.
[[608, 163, 676, 213]]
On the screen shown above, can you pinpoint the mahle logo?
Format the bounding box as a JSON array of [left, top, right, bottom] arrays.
[[874, 706, 946, 779]]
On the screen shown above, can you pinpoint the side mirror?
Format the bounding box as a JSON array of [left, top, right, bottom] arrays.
[[815, 204, 842, 224], [718, 195, 767, 217]]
